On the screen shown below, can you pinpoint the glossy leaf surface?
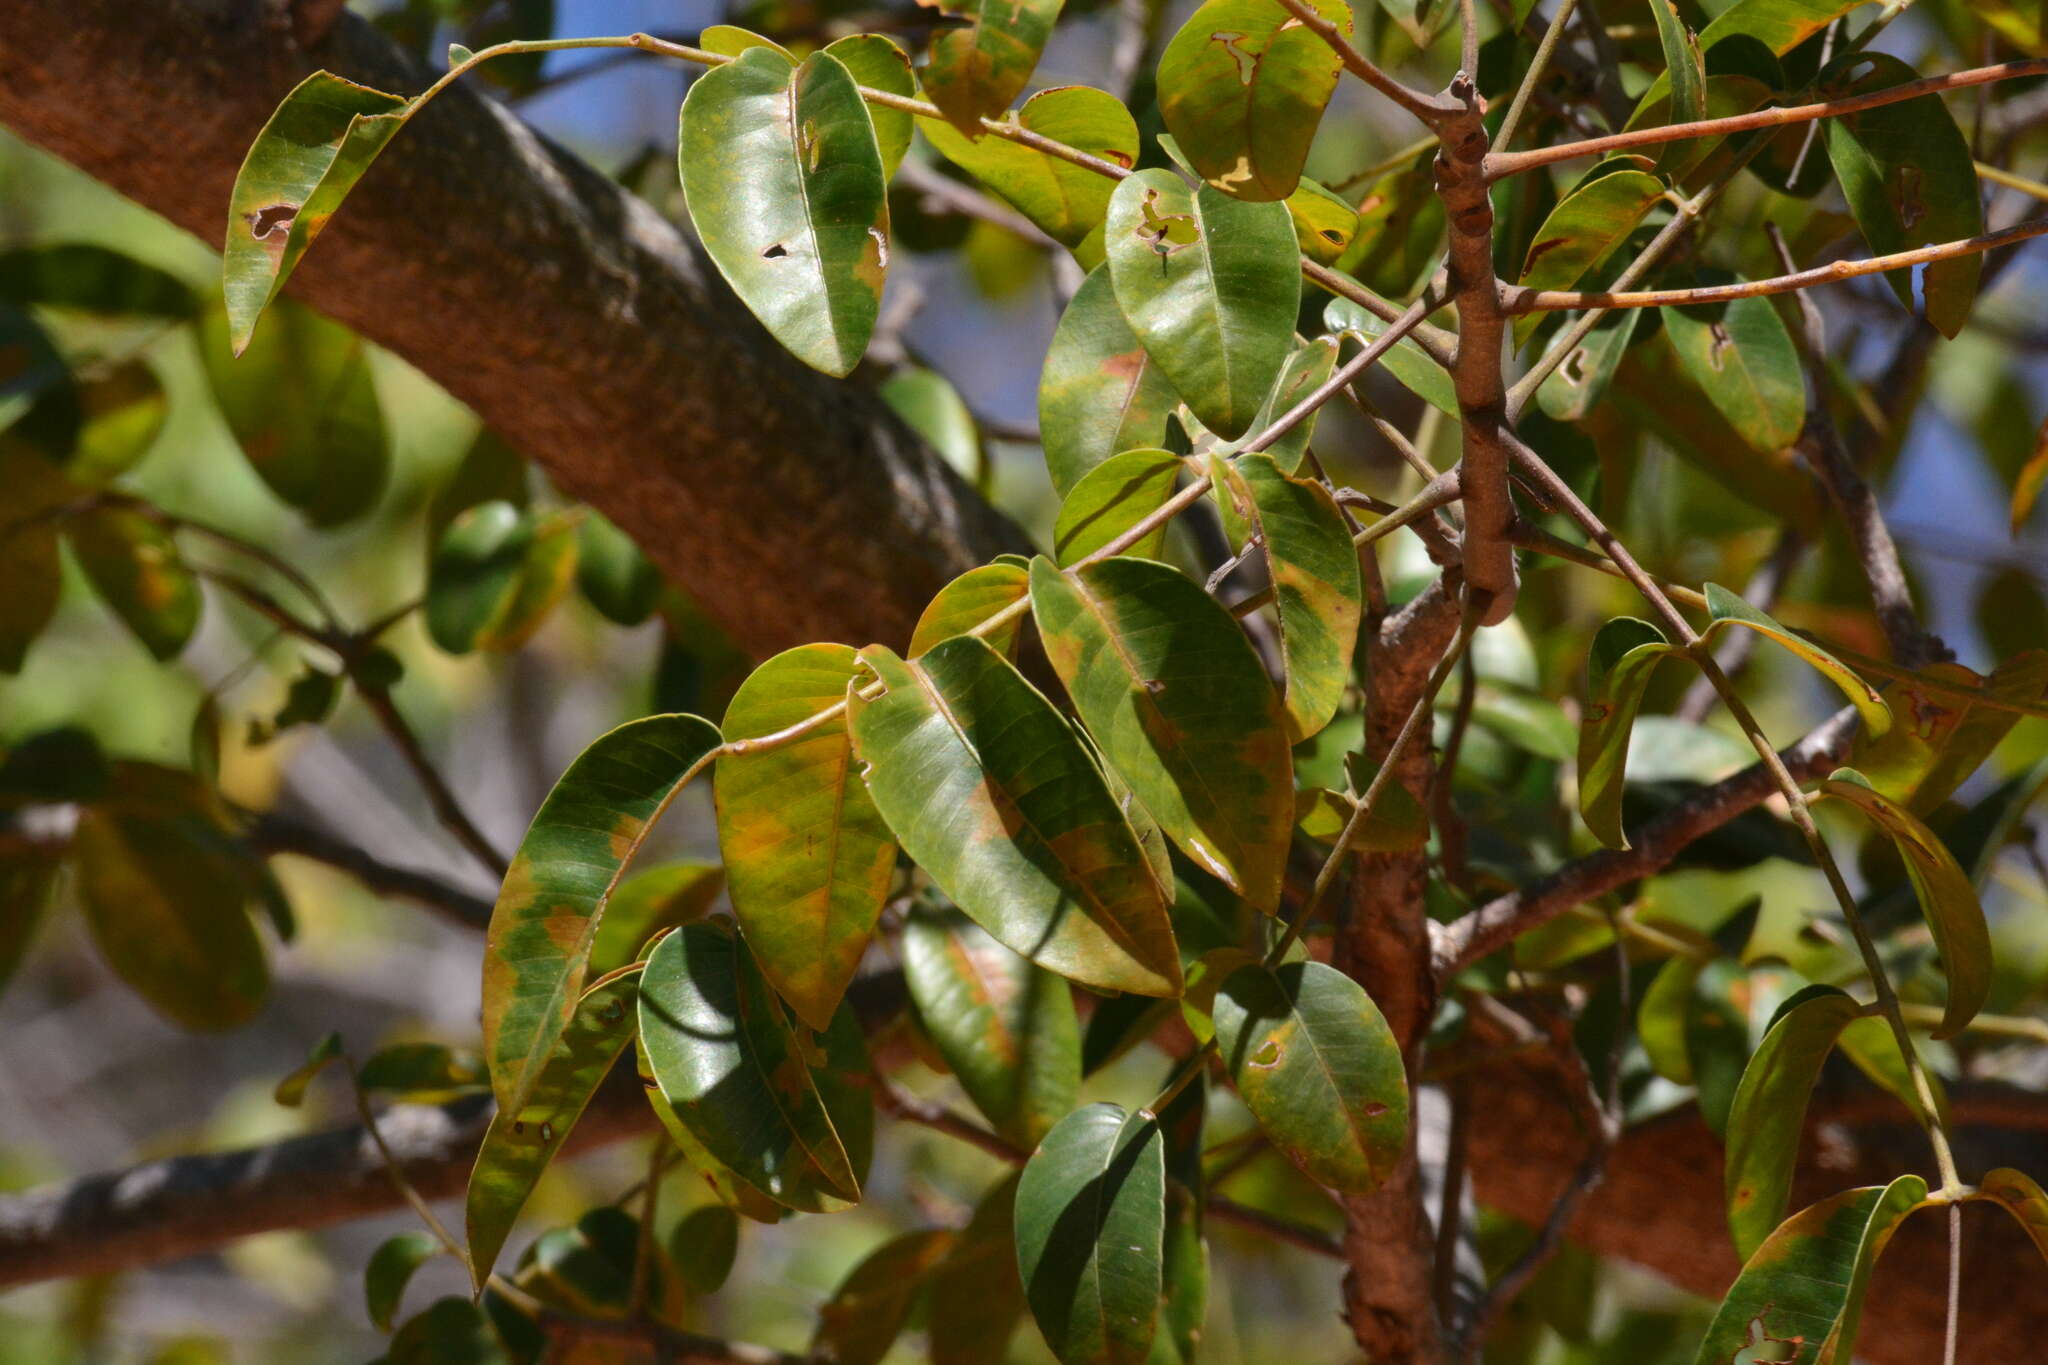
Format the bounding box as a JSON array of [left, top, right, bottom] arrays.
[[924, 0, 1064, 135], [825, 34, 916, 178], [1577, 617, 1677, 849], [909, 555, 1031, 658], [923, 87, 1138, 265], [1053, 448, 1184, 566], [1702, 584, 1891, 736], [1040, 266, 1179, 494]]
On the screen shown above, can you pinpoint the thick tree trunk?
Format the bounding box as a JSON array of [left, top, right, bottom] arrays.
[[0, 0, 1031, 658]]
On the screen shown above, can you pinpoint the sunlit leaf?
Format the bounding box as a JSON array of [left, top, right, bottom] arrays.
[[1285, 180, 1359, 266], [482, 713, 723, 1118], [1662, 287, 1805, 457], [1693, 1176, 1927, 1365], [1156, 0, 1349, 202], [1029, 555, 1293, 912], [1816, 768, 1989, 1038], [1211, 453, 1361, 740], [1649, 0, 1707, 128], [1294, 783, 1426, 854], [1040, 266, 1179, 494], [1513, 168, 1664, 346], [813, 1228, 956, 1365], [1211, 960, 1407, 1195], [1230, 336, 1339, 473], [1321, 295, 1458, 417], [66, 506, 201, 662], [717, 643, 895, 1030], [1577, 617, 1678, 849], [825, 34, 916, 179], [222, 72, 411, 352], [849, 637, 1182, 995], [366, 1231, 443, 1332], [1053, 448, 1185, 566], [680, 48, 889, 377], [1701, 584, 1891, 737], [1015, 1103, 1165, 1365], [903, 904, 1080, 1147], [882, 365, 981, 483], [1104, 171, 1299, 440], [924, 0, 1064, 136], [1972, 1167, 2048, 1265], [908, 555, 1031, 658]]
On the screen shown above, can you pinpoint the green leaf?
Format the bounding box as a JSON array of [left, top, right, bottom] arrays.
[[1028, 555, 1294, 913], [466, 965, 643, 1286], [1040, 266, 1180, 494], [1156, 0, 1349, 202], [1053, 448, 1185, 566], [909, 555, 1031, 658], [1701, 584, 1891, 737], [1689, 956, 1753, 1138], [922, 87, 1139, 266], [635, 1034, 788, 1225], [1211, 960, 1407, 1195], [1623, 73, 1774, 184], [680, 49, 889, 377], [64, 361, 170, 484], [1723, 984, 1863, 1260], [518, 1206, 682, 1324], [882, 365, 982, 483], [1294, 784, 1426, 854], [482, 713, 722, 1118], [66, 506, 201, 662], [273, 1031, 345, 1107], [586, 860, 726, 978], [366, 1232, 443, 1333], [1693, 1176, 1927, 1365], [1822, 53, 1983, 338], [222, 72, 411, 353], [1231, 336, 1339, 473], [1816, 768, 1990, 1038], [699, 25, 795, 60], [929, 1172, 1027, 1365], [425, 503, 579, 654], [824, 34, 916, 179], [1514, 168, 1664, 347], [1015, 1103, 1165, 1365], [1637, 950, 1708, 1084], [1285, 180, 1359, 266], [924, 0, 1064, 136], [428, 428, 529, 550], [849, 637, 1182, 995], [0, 244, 197, 318], [1380, 0, 1456, 46], [638, 923, 873, 1211], [813, 1228, 957, 1365], [388, 1297, 510, 1365], [198, 299, 389, 527], [903, 904, 1081, 1147], [1211, 454, 1361, 741], [667, 1205, 741, 1294], [1321, 295, 1458, 417], [716, 644, 896, 1030], [1648, 0, 1707, 129], [575, 512, 662, 626], [355, 1042, 490, 1100], [1662, 288, 1805, 456], [1104, 172, 1299, 441], [1577, 617, 1678, 849], [1972, 1168, 2048, 1265]]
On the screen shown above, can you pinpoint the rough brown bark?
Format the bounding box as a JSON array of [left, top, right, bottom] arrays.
[[0, 0, 1030, 659]]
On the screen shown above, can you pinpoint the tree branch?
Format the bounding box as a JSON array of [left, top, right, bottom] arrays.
[[248, 812, 494, 931]]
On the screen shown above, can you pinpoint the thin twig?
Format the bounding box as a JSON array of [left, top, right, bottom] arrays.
[[1274, 0, 1464, 127]]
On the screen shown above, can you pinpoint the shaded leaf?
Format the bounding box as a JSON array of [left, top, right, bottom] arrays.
[[1973, 1167, 2048, 1265], [1577, 617, 1678, 849], [1156, 0, 1349, 201], [2011, 416, 2047, 533], [903, 904, 1080, 1147], [586, 860, 726, 978], [356, 1042, 491, 1100], [366, 1231, 443, 1332], [717, 644, 896, 1030], [666, 1205, 741, 1294], [1015, 1103, 1165, 1365], [388, 1297, 510, 1365], [634, 1033, 788, 1225], [1104, 171, 1299, 440], [1702, 584, 1891, 736], [482, 713, 723, 1117], [576, 513, 663, 627], [1724, 984, 1863, 1259], [849, 637, 1182, 995], [813, 1228, 956, 1365], [428, 428, 529, 550], [426, 503, 579, 654], [929, 1172, 1027, 1365], [681, 49, 889, 377], [1040, 266, 1179, 495], [0, 244, 197, 318], [64, 361, 171, 483], [1029, 555, 1293, 912], [924, 0, 1064, 136], [1513, 169, 1664, 346], [0, 844, 59, 993], [909, 555, 1031, 658], [273, 1031, 345, 1107], [1689, 957, 1753, 1138], [1637, 950, 1708, 1084], [1211, 959, 1407, 1195], [67, 506, 201, 661], [1053, 448, 1185, 566]]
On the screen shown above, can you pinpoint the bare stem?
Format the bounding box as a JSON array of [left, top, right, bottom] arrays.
[[1274, 0, 1464, 127]]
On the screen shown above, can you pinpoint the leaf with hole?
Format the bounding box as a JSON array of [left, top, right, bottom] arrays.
[[1053, 448, 1185, 566], [924, 0, 1064, 136], [1286, 179, 1359, 266], [681, 48, 889, 377], [1029, 555, 1294, 912], [1104, 170, 1299, 441], [849, 636, 1181, 995], [1662, 286, 1804, 457], [1578, 617, 1679, 849], [1040, 266, 1180, 494]]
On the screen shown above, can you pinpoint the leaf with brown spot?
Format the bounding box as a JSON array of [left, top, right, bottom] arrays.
[[1040, 267, 1181, 495], [1969, 1168, 2048, 1265], [1701, 585, 1892, 737], [923, 0, 1064, 137]]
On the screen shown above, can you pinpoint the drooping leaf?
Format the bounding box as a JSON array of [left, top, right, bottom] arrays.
[[1040, 266, 1179, 494], [465, 965, 644, 1287], [586, 860, 726, 978], [1693, 1176, 1928, 1365], [1624, 73, 1775, 184], [1284, 180, 1359, 266], [848, 637, 1182, 995], [824, 34, 916, 179], [1104, 171, 1299, 440], [667, 1205, 741, 1294], [273, 1031, 345, 1107], [1648, 0, 1707, 129], [355, 1042, 490, 1100], [902, 904, 1080, 1147], [929, 1172, 1028, 1365], [387, 1297, 511, 1365], [1156, 0, 1349, 202], [1848, 654, 2047, 812], [637, 922, 873, 1211], [518, 1206, 685, 1326], [0, 244, 197, 319], [716, 643, 896, 1030], [1577, 617, 1678, 849], [1211, 453, 1361, 741], [482, 713, 723, 1117], [812, 1228, 957, 1365], [575, 512, 663, 627], [366, 1231, 443, 1332], [1816, 768, 1990, 1039], [1701, 584, 1891, 737], [924, 0, 1064, 136], [2011, 417, 2048, 533], [1028, 555, 1293, 912], [1637, 950, 1708, 1084], [198, 299, 389, 527], [222, 72, 411, 352], [1211, 960, 1407, 1195], [66, 506, 201, 661], [1513, 169, 1664, 346], [428, 428, 529, 550], [1232, 336, 1339, 473], [1015, 1103, 1165, 1365], [633, 1032, 788, 1225], [1973, 1167, 2048, 1265], [1321, 294, 1458, 417], [426, 503, 579, 654], [1661, 288, 1805, 457], [680, 48, 889, 377], [1822, 53, 1983, 338], [909, 555, 1031, 658], [1053, 448, 1185, 566], [922, 86, 1139, 265], [1836, 1012, 1945, 1127]]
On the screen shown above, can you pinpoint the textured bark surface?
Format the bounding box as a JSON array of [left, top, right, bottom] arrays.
[[0, 0, 1031, 658]]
